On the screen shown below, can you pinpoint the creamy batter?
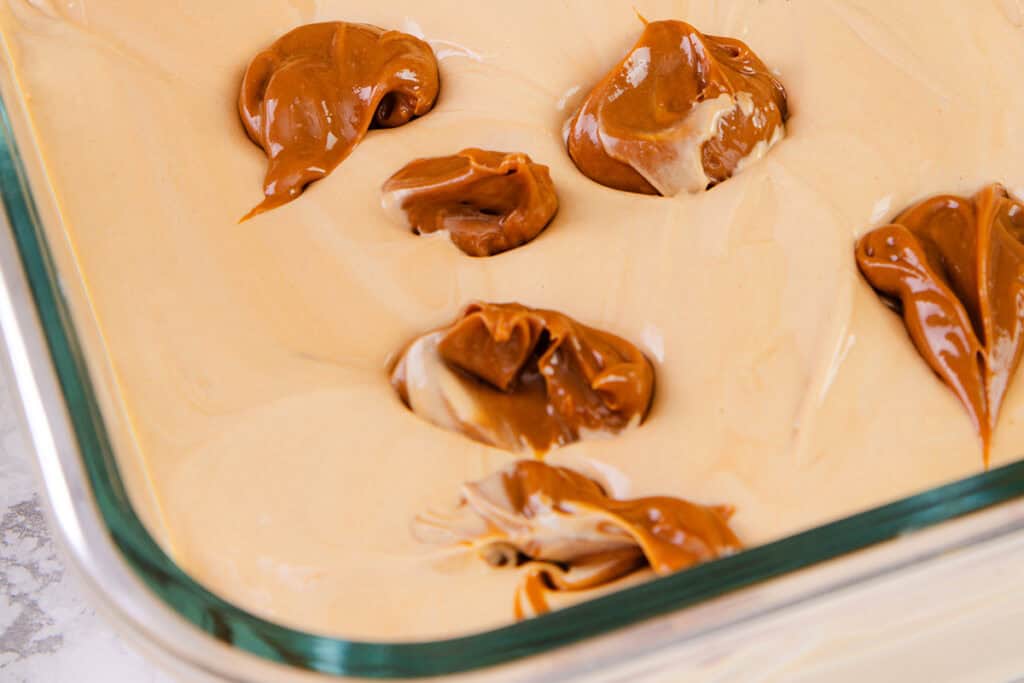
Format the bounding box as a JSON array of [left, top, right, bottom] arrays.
[[1, 0, 1023, 641]]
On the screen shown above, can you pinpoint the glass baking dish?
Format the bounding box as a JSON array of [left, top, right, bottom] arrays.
[[0, 33, 1023, 683]]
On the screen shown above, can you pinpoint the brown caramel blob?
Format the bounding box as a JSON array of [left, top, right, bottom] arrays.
[[381, 149, 559, 257], [856, 184, 1024, 464], [390, 302, 654, 453], [414, 460, 740, 619], [238, 22, 439, 219], [566, 19, 788, 196]]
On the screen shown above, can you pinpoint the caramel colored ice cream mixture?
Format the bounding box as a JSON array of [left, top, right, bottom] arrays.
[[2, 0, 1024, 640]]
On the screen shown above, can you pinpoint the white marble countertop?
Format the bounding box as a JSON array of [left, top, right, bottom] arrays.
[[0, 365, 174, 683]]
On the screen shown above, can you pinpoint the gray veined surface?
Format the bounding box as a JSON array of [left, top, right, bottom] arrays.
[[0, 349, 173, 683]]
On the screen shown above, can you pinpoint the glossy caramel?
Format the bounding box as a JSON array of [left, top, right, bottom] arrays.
[[566, 19, 787, 196], [391, 302, 655, 453], [382, 148, 558, 256], [416, 460, 739, 619], [239, 22, 439, 218], [856, 185, 1024, 464]]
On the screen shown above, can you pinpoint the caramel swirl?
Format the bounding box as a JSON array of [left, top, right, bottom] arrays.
[[856, 184, 1024, 464], [414, 460, 740, 619], [390, 302, 654, 453], [566, 19, 787, 196], [238, 22, 439, 219], [382, 149, 558, 257]]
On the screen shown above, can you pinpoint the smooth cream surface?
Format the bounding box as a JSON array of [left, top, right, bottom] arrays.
[[2, 0, 1024, 640]]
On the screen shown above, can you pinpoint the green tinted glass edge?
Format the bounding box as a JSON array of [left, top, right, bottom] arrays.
[[1, 94, 1024, 679]]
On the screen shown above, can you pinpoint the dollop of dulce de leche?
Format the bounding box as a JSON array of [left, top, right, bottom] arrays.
[[414, 460, 740, 619], [566, 19, 788, 196], [381, 149, 558, 257], [856, 184, 1024, 464], [390, 302, 655, 453], [238, 22, 439, 219]]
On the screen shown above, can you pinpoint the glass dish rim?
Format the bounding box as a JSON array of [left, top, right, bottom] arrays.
[[0, 88, 1023, 680]]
